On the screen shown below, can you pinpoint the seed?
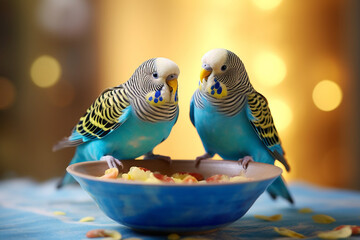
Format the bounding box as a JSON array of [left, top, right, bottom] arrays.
[[254, 214, 282, 221]]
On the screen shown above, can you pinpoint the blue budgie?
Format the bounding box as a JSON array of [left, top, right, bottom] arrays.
[[190, 48, 293, 203], [54, 57, 180, 188]]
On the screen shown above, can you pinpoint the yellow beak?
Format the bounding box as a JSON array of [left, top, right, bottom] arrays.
[[200, 68, 212, 82], [166, 78, 178, 93]]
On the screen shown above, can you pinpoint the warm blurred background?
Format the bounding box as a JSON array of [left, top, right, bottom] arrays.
[[0, 0, 359, 190]]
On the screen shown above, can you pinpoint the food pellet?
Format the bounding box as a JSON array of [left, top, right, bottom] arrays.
[[254, 214, 282, 221], [53, 211, 66, 216], [312, 214, 336, 224], [99, 166, 250, 184], [79, 216, 95, 222], [298, 207, 313, 213], [86, 229, 122, 239], [273, 227, 306, 238], [318, 225, 352, 239], [334, 225, 360, 235], [86, 229, 107, 238], [99, 168, 119, 179]]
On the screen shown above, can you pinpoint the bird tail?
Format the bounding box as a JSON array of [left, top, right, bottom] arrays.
[[266, 176, 294, 204], [53, 136, 83, 152]]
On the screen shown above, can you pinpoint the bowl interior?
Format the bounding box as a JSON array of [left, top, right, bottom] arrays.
[[67, 159, 282, 183]]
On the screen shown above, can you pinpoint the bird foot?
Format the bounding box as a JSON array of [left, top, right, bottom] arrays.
[[143, 152, 172, 164], [195, 153, 213, 167], [238, 156, 254, 170], [101, 155, 124, 169]]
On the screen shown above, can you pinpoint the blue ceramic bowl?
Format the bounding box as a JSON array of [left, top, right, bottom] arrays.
[[67, 159, 282, 233]]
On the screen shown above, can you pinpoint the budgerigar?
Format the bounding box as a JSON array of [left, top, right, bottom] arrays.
[[190, 48, 293, 203], [54, 57, 180, 188]]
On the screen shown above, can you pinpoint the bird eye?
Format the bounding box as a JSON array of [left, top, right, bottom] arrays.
[[221, 65, 227, 71], [152, 72, 158, 79]]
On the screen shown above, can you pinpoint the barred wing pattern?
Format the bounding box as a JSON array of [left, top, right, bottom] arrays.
[[246, 92, 290, 171], [247, 92, 280, 147], [76, 86, 130, 140], [52, 86, 130, 151]]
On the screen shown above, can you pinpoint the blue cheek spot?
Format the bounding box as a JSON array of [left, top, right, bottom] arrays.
[[148, 96, 153, 101], [211, 90, 215, 95], [217, 87, 222, 94], [214, 78, 218, 82], [154, 98, 158, 103], [215, 82, 220, 89], [211, 85, 214, 90], [159, 97, 163, 101], [155, 91, 161, 98]]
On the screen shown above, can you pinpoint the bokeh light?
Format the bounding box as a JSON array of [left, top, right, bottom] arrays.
[[0, 77, 16, 110], [30, 55, 61, 88], [312, 80, 343, 112], [252, 0, 282, 10], [253, 52, 287, 87], [268, 99, 293, 131]]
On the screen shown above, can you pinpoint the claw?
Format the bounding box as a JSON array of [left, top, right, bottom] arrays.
[[144, 151, 172, 164], [100, 155, 124, 170], [238, 156, 254, 170], [195, 152, 213, 167]]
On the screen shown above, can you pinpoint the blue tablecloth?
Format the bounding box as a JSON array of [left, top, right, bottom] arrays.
[[1, 179, 360, 240]]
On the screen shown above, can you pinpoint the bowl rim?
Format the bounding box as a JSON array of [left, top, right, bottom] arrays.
[[66, 159, 283, 187]]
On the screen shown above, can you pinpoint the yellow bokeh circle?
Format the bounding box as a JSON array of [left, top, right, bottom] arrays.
[[30, 55, 61, 88], [312, 80, 342, 112], [253, 52, 287, 87], [269, 99, 293, 131]]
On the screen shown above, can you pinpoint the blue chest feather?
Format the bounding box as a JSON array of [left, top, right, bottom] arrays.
[[194, 99, 274, 164]]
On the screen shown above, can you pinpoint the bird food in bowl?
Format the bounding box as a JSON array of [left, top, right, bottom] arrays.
[[67, 159, 282, 233]]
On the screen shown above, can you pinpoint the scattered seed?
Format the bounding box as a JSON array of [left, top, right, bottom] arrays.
[[312, 214, 336, 224], [273, 227, 306, 238], [334, 225, 360, 235], [86, 229, 107, 238], [318, 225, 352, 239], [298, 207, 313, 213], [79, 216, 95, 222], [86, 229, 121, 239], [254, 214, 282, 221], [53, 211, 66, 216]]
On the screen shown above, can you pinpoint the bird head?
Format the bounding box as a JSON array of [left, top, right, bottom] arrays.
[[133, 57, 179, 106], [199, 48, 250, 99]]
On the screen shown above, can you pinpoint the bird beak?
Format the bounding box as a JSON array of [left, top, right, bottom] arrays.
[[200, 68, 212, 83], [166, 78, 178, 93]]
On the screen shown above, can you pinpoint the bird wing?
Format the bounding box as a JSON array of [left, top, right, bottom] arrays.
[[246, 92, 290, 171], [53, 85, 131, 151]]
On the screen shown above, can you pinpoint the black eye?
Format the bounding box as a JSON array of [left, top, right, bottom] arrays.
[[221, 65, 227, 71], [152, 72, 158, 79]]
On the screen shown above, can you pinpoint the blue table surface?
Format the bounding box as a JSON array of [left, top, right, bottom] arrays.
[[1, 179, 359, 240]]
